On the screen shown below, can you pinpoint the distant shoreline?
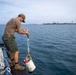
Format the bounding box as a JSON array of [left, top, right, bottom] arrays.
[[43, 23, 76, 25], [0, 23, 76, 25]]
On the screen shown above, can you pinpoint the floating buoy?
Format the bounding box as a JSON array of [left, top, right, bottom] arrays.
[[23, 57, 36, 72]]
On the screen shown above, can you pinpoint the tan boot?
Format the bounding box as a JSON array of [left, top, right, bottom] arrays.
[[10, 60, 15, 67], [14, 64, 25, 70]]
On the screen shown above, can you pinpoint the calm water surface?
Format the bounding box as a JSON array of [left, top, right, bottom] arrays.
[[0, 24, 76, 75]]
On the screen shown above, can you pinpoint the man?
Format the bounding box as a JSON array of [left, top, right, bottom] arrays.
[[2, 13, 29, 70]]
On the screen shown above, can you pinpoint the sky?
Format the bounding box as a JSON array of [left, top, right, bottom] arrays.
[[0, 0, 76, 24]]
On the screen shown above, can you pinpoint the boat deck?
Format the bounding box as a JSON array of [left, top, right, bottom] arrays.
[[11, 66, 26, 75]]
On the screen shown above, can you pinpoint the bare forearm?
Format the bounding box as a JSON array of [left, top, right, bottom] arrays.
[[18, 29, 27, 34], [17, 28, 29, 38]]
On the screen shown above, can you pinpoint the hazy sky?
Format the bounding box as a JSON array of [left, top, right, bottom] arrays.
[[0, 0, 76, 24]]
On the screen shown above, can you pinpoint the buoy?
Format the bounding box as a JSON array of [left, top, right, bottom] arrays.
[[23, 58, 36, 72]]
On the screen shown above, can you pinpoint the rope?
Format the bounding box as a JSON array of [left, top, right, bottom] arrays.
[[27, 38, 30, 53], [0, 67, 12, 75], [0, 58, 12, 75], [26, 38, 32, 60], [0, 59, 12, 75]]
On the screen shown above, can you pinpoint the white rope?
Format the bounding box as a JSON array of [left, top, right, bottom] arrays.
[[27, 38, 30, 53], [0, 67, 12, 75], [0, 58, 12, 75]]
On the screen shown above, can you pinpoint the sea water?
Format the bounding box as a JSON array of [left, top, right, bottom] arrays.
[[0, 24, 76, 75]]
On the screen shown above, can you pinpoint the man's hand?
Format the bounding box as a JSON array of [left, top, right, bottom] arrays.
[[26, 33, 29, 38], [23, 28, 29, 38]]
